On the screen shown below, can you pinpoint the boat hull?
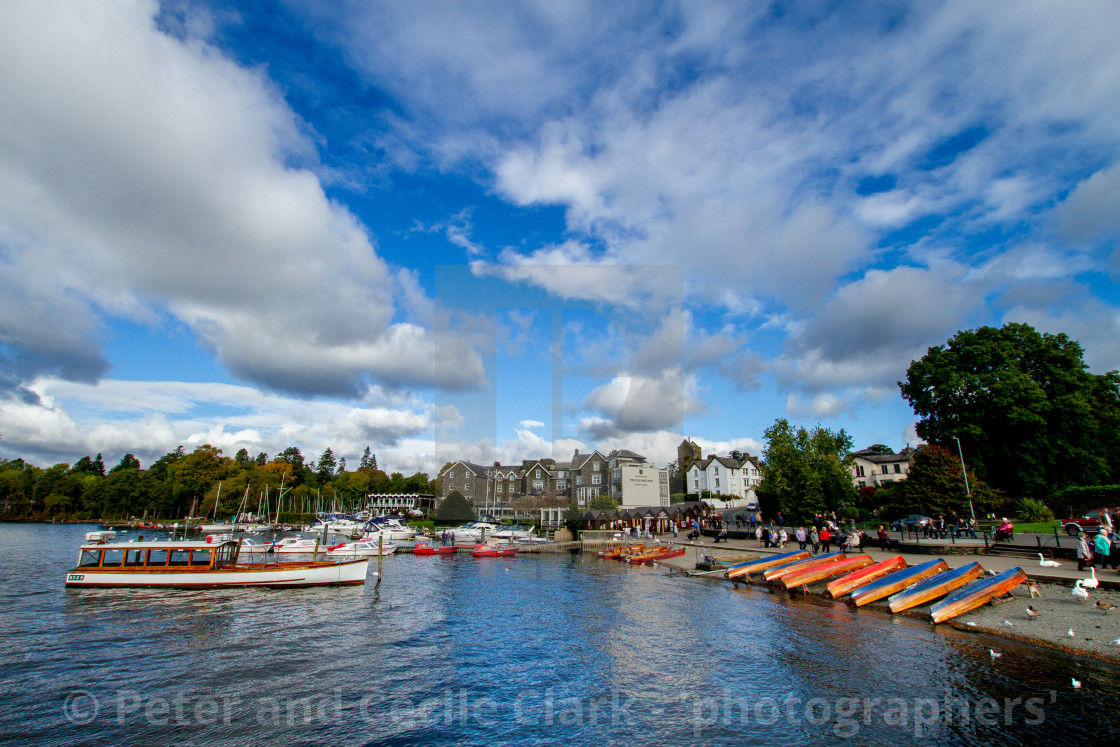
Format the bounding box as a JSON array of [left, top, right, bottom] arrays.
[[64, 558, 370, 588], [725, 551, 810, 579], [781, 555, 874, 590], [826, 556, 907, 599], [412, 546, 457, 555], [762, 552, 846, 582], [887, 562, 985, 613], [849, 559, 948, 607], [627, 548, 686, 564], [930, 568, 1028, 623]]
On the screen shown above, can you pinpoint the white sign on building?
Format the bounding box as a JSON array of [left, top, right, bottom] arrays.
[[618, 464, 670, 507]]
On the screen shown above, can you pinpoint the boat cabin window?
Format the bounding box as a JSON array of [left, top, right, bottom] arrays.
[[148, 549, 170, 566], [79, 549, 102, 567], [124, 548, 146, 566], [190, 549, 213, 566], [101, 549, 126, 567], [169, 548, 191, 566]]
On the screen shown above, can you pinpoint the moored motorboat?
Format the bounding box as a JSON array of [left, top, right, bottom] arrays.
[[826, 556, 907, 599], [64, 539, 369, 588], [887, 562, 985, 613], [326, 540, 397, 557], [930, 568, 1028, 623], [412, 541, 457, 555], [849, 559, 948, 607], [472, 542, 519, 557], [780, 554, 874, 590], [273, 537, 327, 554], [725, 551, 811, 579], [762, 552, 847, 583], [625, 545, 672, 563]]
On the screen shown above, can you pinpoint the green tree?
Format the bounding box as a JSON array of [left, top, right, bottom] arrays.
[[589, 494, 620, 510], [110, 453, 141, 473], [900, 323, 1120, 498], [877, 445, 1006, 519], [316, 448, 337, 483], [435, 491, 475, 523], [755, 418, 858, 522], [360, 447, 377, 471]]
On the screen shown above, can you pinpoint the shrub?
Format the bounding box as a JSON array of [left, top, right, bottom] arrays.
[[1016, 497, 1055, 523]]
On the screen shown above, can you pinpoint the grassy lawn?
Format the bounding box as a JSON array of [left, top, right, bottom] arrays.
[[1010, 521, 1061, 534]]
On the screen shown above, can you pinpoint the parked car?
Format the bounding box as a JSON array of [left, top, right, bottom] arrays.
[[890, 514, 932, 532], [1061, 508, 1118, 536]]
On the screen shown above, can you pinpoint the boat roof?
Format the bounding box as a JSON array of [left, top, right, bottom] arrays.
[[80, 540, 239, 550]]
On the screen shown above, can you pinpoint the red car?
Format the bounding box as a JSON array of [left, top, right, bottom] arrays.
[[1061, 508, 1117, 536]]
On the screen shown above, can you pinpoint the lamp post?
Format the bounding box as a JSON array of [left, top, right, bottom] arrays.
[[953, 436, 974, 520]]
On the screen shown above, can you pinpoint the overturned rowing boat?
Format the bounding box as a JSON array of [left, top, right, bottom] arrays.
[[725, 551, 810, 580], [849, 559, 948, 607], [930, 568, 1028, 623], [763, 552, 847, 583], [826, 556, 907, 599], [887, 562, 985, 613], [780, 554, 874, 590]]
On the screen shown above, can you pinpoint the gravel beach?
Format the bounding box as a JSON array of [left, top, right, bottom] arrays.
[[948, 579, 1120, 662]]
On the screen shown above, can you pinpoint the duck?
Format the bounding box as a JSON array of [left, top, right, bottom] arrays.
[[1095, 600, 1116, 614], [1072, 580, 1089, 601], [1072, 678, 1081, 689], [1082, 567, 1099, 589], [1026, 605, 1040, 620], [989, 649, 1001, 659], [1038, 554, 1062, 568]]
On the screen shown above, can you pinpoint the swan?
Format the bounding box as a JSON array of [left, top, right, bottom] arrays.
[[1038, 553, 1062, 568], [1082, 567, 1099, 589], [1072, 580, 1089, 600]]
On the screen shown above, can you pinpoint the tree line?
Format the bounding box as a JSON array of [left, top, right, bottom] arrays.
[[0, 444, 437, 521]]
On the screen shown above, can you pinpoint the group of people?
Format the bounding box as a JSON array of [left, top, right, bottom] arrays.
[[1076, 509, 1120, 571], [921, 513, 980, 539]]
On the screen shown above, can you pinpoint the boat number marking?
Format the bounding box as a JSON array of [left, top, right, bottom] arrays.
[[68, 575, 85, 582]]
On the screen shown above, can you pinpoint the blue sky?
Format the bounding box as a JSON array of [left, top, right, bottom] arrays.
[[1, 1, 1119, 476]]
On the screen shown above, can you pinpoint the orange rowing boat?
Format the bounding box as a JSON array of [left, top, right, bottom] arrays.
[[826, 556, 907, 599], [725, 551, 810, 579], [762, 552, 847, 583], [887, 562, 984, 613], [930, 568, 1028, 623], [780, 554, 874, 590], [849, 559, 948, 607]]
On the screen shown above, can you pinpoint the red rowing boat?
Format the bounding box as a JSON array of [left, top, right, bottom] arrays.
[[826, 556, 907, 599]]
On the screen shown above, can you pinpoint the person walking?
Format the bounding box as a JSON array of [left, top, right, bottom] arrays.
[[820, 526, 831, 553], [795, 526, 807, 551], [809, 527, 820, 554], [877, 525, 888, 552], [755, 524, 763, 547], [1093, 528, 1111, 569], [1076, 530, 1093, 571]]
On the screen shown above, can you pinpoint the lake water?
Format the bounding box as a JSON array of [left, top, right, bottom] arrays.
[[1, 524, 1117, 746]]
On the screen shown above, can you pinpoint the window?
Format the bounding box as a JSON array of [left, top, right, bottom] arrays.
[[881, 465, 889, 474], [894, 464, 902, 474], [592, 473, 601, 485], [577, 475, 583, 485], [533, 480, 544, 491], [593, 461, 600, 471], [855, 466, 865, 477], [448, 470, 454, 479], [536, 469, 541, 478]]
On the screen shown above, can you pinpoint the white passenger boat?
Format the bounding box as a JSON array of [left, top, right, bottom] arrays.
[[362, 516, 420, 543], [445, 521, 500, 543], [64, 539, 369, 588], [326, 540, 397, 558]]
